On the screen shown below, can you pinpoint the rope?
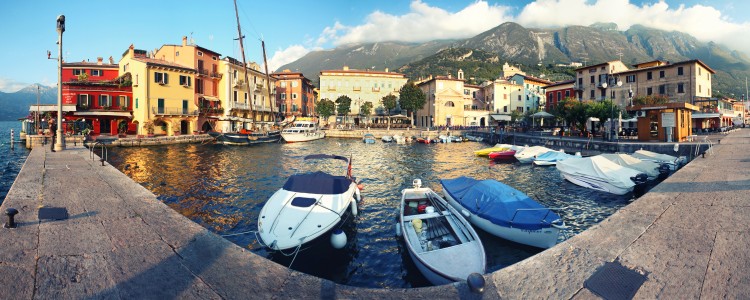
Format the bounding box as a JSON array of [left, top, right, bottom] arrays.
[[221, 230, 257, 237]]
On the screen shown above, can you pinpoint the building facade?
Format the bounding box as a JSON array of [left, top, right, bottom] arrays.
[[509, 74, 552, 113], [544, 80, 575, 111], [218, 57, 278, 132], [119, 45, 197, 136], [318, 66, 407, 124], [272, 69, 315, 120], [574, 61, 629, 102], [61, 57, 133, 135], [610, 60, 715, 107], [416, 72, 470, 128]]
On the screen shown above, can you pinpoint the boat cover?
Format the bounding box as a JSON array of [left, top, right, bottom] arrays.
[[440, 177, 561, 230], [534, 151, 575, 163], [600, 154, 660, 179], [631, 150, 678, 163], [515, 146, 556, 162], [283, 171, 352, 194], [556, 156, 643, 189]]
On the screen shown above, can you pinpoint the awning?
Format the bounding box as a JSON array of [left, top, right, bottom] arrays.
[[490, 114, 512, 121], [74, 111, 132, 117], [692, 113, 720, 119], [29, 104, 77, 112], [531, 111, 554, 118], [201, 96, 220, 102]]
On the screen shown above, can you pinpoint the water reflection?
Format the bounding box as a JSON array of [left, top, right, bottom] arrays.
[[108, 139, 649, 288]]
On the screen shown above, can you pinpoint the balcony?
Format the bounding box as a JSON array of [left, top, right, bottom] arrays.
[[253, 104, 276, 113], [197, 69, 209, 77], [232, 101, 251, 110], [210, 72, 223, 79], [199, 107, 224, 115], [152, 107, 198, 116], [233, 79, 245, 88], [573, 84, 584, 91], [372, 87, 380, 92], [254, 83, 263, 91]]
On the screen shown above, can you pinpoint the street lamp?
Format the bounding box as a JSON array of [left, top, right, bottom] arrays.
[[601, 75, 622, 142], [54, 15, 65, 152]]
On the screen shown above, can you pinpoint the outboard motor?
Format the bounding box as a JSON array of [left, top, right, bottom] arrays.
[[657, 163, 671, 180], [630, 173, 649, 195]]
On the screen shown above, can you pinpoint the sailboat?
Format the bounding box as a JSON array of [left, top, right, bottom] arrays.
[[208, 0, 281, 145]]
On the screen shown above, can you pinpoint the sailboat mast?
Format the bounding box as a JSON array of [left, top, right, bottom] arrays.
[[261, 39, 276, 123], [233, 0, 255, 128]]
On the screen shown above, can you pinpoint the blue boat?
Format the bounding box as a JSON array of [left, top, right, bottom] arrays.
[[440, 177, 567, 249], [363, 133, 376, 144], [532, 151, 579, 166]]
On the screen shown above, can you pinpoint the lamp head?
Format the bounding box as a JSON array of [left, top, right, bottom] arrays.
[[616, 80, 623, 87], [601, 82, 608, 89], [56, 15, 65, 32]]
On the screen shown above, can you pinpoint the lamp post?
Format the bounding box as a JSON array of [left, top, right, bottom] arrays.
[[54, 15, 65, 152], [600, 75, 622, 142]]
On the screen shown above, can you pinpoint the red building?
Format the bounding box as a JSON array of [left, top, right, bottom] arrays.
[[272, 69, 316, 119], [544, 79, 575, 111], [62, 57, 133, 135]]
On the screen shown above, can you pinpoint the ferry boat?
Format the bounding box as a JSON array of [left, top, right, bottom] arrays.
[[281, 119, 325, 143]]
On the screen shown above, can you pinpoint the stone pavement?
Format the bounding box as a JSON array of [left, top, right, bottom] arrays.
[[1, 130, 749, 299]]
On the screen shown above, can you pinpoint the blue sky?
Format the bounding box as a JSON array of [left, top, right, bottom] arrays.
[[0, 0, 748, 92]]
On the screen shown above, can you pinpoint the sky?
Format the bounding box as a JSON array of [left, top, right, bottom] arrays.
[[0, 0, 749, 93]]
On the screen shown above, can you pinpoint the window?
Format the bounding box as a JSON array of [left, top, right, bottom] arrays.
[[77, 94, 89, 107], [292, 81, 298, 87], [503, 106, 508, 112], [518, 95, 521, 101], [565, 90, 570, 98], [659, 70, 665, 78], [73, 69, 84, 76], [91, 70, 102, 76], [590, 90, 595, 99], [557, 92, 561, 101], [154, 72, 168, 84], [659, 85, 665, 95], [699, 85, 702, 93], [123, 63, 129, 72], [280, 81, 286, 88], [677, 67, 684, 76], [196, 79, 203, 93], [647, 87, 653, 95], [590, 76, 595, 83], [280, 93, 286, 100], [197, 51, 203, 57], [698, 68, 701, 76], [292, 93, 298, 99], [212, 56, 218, 61], [233, 90, 238, 102], [179, 75, 191, 87], [626, 75, 635, 83], [445, 101, 455, 107], [98, 95, 111, 107], [175, 51, 179, 57], [578, 78, 583, 85], [647, 72, 653, 80], [677, 83, 685, 93], [118, 96, 128, 108], [292, 104, 298, 112]]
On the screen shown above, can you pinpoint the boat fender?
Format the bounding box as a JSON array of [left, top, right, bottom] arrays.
[[350, 200, 358, 216], [411, 219, 423, 234], [461, 209, 471, 219], [330, 229, 347, 249], [395, 223, 402, 237]]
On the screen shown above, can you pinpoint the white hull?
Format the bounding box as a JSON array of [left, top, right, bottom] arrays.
[[399, 185, 485, 285], [281, 131, 325, 143], [443, 193, 561, 249], [532, 160, 557, 166], [560, 171, 632, 195]]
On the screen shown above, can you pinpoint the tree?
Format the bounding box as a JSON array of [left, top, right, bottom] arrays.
[[316, 98, 335, 124], [398, 82, 426, 125], [632, 95, 669, 106], [360, 101, 373, 117], [589, 100, 621, 135], [335, 95, 352, 124], [510, 110, 523, 125], [380, 94, 397, 116]]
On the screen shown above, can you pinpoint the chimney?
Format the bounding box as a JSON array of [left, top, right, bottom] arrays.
[[128, 44, 134, 57], [97, 57, 103, 65], [182, 36, 188, 46]]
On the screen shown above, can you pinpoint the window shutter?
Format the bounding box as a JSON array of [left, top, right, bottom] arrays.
[[164, 73, 169, 84]]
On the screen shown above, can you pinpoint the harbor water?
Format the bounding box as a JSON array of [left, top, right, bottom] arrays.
[[105, 137, 663, 288], [0, 121, 31, 205]]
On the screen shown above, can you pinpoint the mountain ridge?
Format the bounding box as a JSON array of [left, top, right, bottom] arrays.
[[0, 84, 57, 121]]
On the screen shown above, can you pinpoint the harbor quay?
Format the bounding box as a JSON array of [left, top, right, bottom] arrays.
[[0, 130, 749, 298]]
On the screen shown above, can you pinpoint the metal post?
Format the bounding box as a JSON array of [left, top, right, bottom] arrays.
[[54, 15, 65, 152]]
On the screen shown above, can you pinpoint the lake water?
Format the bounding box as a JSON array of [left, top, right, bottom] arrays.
[[0, 120, 31, 205], [105, 137, 661, 288]]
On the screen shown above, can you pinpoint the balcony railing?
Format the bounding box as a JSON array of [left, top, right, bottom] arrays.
[[199, 107, 224, 115], [152, 107, 198, 116], [233, 80, 245, 88], [210, 72, 222, 79], [232, 101, 250, 110], [197, 69, 209, 77]]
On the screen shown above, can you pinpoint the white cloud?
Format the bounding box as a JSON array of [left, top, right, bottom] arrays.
[[331, 0, 514, 45], [267, 45, 311, 72], [0, 77, 29, 93], [515, 0, 750, 55]]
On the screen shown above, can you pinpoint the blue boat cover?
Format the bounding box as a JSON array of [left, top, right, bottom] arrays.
[[440, 177, 561, 230], [535, 151, 575, 162], [283, 171, 352, 195]]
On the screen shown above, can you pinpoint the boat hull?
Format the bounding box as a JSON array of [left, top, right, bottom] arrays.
[[488, 150, 516, 160], [281, 131, 325, 143], [443, 193, 561, 249], [209, 131, 281, 145]]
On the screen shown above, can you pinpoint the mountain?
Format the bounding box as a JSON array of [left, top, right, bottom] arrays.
[[0, 84, 56, 121], [280, 22, 750, 97]]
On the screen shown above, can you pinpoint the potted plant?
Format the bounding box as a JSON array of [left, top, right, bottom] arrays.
[[172, 120, 181, 136], [118, 121, 128, 138], [143, 121, 155, 137]]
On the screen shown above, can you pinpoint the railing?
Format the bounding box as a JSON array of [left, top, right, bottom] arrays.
[[253, 105, 276, 112], [232, 101, 250, 110], [233, 80, 245, 88], [152, 107, 198, 116], [197, 69, 209, 76], [199, 107, 224, 114], [210, 72, 222, 79]]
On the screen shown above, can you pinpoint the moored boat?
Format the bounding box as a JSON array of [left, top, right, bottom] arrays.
[[488, 149, 516, 161], [532, 151, 579, 166], [398, 179, 486, 285], [631, 149, 683, 170], [281, 119, 325, 143], [474, 143, 520, 156], [258, 154, 362, 252], [363, 133, 376, 144], [600, 153, 663, 180], [208, 130, 281, 145], [381, 135, 394, 143], [441, 177, 567, 249], [514, 146, 556, 163], [556, 156, 648, 195]]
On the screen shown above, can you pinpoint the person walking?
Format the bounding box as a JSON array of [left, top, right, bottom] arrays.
[[49, 118, 57, 152]]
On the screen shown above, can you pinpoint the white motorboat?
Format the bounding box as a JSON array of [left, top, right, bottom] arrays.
[[556, 156, 648, 195], [532, 151, 579, 166], [393, 134, 406, 144], [398, 179, 486, 285], [281, 120, 325, 143], [515, 146, 556, 164], [381, 135, 394, 143], [258, 154, 361, 252], [441, 177, 567, 249], [600, 153, 664, 180], [631, 149, 683, 170]]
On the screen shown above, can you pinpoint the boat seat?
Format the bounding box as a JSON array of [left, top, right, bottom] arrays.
[[426, 217, 451, 240]]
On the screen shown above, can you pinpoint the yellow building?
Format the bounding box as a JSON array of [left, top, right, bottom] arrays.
[[119, 45, 197, 135], [319, 66, 407, 124], [480, 79, 523, 125], [218, 57, 278, 132], [416, 72, 468, 128]]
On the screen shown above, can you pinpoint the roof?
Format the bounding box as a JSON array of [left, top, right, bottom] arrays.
[[615, 59, 716, 75], [417, 75, 465, 87], [574, 60, 622, 72], [63, 62, 118, 69], [131, 57, 195, 73], [544, 79, 575, 88], [319, 69, 406, 77], [514, 74, 553, 85]]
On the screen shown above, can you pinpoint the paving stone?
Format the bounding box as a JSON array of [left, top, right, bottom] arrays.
[[101, 216, 165, 250], [0, 262, 35, 300], [34, 254, 119, 300], [701, 231, 750, 298], [38, 220, 109, 256]]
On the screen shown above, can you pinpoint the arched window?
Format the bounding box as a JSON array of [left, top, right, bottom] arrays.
[[445, 101, 455, 107]]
